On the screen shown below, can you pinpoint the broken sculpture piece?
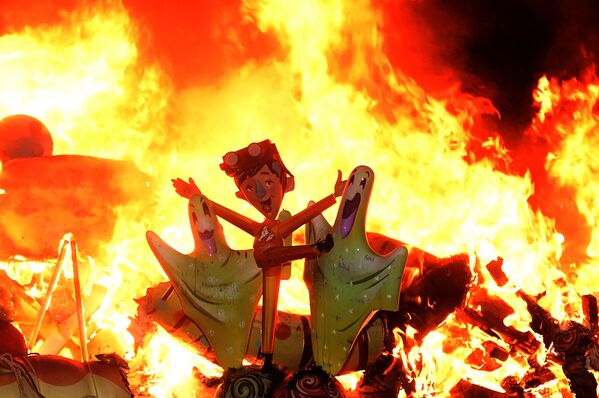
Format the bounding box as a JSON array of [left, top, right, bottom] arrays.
[[0, 114, 153, 259], [0, 352, 132, 398], [0, 114, 53, 164]]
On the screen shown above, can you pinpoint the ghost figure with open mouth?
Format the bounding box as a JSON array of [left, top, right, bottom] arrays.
[[146, 194, 262, 369], [304, 165, 408, 375]]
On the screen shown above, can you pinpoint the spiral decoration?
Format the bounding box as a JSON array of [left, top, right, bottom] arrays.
[[217, 366, 284, 398], [553, 323, 590, 355], [272, 367, 346, 398], [231, 373, 264, 398]]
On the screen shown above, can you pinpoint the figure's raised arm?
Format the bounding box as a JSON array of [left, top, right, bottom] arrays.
[[276, 170, 345, 237], [172, 177, 261, 236], [276, 193, 336, 237], [209, 201, 262, 236]]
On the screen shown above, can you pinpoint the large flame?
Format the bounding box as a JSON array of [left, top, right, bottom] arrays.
[[0, 0, 597, 397], [531, 72, 599, 293]]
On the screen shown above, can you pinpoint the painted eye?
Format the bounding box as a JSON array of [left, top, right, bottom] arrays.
[[245, 185, 254, 192], [349, 174, 355, 185], [192, 212, 198, 223], [265, 180, 273, 187], [360, 177, 366, 189], [202, 202, 211, 216]]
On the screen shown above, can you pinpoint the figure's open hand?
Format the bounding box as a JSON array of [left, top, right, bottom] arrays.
[[172, 177, 201, 199], [334, 170, 347, 197]]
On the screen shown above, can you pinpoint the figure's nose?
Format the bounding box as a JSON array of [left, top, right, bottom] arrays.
[[255, 181, 266, 199]]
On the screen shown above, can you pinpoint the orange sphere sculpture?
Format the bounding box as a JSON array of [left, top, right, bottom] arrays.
[[0, 114, 53, 164]]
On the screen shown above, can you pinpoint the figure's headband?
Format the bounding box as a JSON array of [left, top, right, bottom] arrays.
[[219, 139, 293, 179]]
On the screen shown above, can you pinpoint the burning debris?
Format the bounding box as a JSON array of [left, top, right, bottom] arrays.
[[0, 239, 132, 397], [0, 352, 132, 397], [518, 292, 599, 397]]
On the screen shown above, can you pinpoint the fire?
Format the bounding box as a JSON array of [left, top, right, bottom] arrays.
[[530, 71, 599, 293], [128, 327, 223, 397], [0, 0, 597, 397]]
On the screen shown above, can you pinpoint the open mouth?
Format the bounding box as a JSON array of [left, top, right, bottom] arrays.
[[199, 229, 216, 256], [340, 192, 361, 238], [260, 197, 272, 214], [199, 229, 214, 241]]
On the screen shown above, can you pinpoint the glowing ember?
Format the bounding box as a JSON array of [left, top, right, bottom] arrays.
[[0, 0, 597, 397]]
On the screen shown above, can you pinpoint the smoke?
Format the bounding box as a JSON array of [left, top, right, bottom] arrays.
[[374, 0, 599, 143]]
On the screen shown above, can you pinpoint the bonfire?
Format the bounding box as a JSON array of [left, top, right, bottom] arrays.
[[0, 1, 597, 397]]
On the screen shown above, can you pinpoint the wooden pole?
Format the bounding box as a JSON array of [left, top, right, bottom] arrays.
[[71, 239, 89, 362], [28, 239, 68, 350]]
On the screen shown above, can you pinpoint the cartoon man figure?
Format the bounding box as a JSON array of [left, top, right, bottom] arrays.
[[173, 140, 344, 371]]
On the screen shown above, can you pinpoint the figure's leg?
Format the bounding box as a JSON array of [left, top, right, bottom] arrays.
[[256, 238, 333, 369], [261, 265, 281, 369]]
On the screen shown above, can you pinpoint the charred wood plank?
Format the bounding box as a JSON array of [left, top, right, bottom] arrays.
[[582, 294, 598, 329], [516, 290, 560, 348], [457, 307, 540, 355], [357, 354, 407, 397], [389, 252, 471, 339], [450, 379, 507, 398], [486, 258, 508, 287]]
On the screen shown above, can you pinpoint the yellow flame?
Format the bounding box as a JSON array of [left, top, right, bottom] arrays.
[[533, 73, 599, 295], [128, 327, 223, 397], [336, 371, 364, 391], [0, 2, 170, 164]]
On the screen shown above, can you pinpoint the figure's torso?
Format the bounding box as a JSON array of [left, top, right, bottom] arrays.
[[253, 218, 285, 268]]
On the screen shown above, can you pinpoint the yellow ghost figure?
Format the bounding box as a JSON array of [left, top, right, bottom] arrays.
[[305, 165, 408, 375], [147, 194, 262, 369]]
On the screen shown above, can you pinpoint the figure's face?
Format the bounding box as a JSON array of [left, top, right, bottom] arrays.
[[238, 164, 284, 219], [188, 194, 226, 257], [336, 165, 374, 239]]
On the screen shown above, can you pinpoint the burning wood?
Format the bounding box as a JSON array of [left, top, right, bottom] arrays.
[[391, 250, 472, 339], [583, 295, 598, 329], [0, 261, 133, 397], [450, 380, 507, 398], [519, 291, 599, 397], [456, 307, 540, 356]]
